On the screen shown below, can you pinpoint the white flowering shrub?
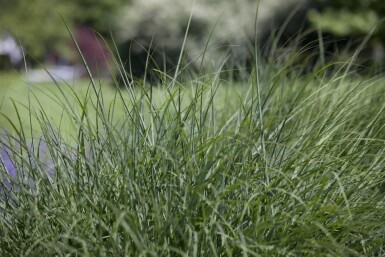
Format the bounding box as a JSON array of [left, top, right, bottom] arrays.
[[114, 0, 306, 75]]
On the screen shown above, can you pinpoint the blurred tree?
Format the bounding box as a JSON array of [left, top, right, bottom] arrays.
[[307, 0, 385, 67], [0, 0, 128, 62], [308, 0, 384, 39], [0, 0, 74, 61], [66, 0, 129, 36], [114, 0, 305, 78]]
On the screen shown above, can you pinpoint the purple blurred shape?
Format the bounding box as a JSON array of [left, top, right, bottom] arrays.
[[74, 26, 112, 77], [0, 138, 55, 193], [0, 147, 16, 191]]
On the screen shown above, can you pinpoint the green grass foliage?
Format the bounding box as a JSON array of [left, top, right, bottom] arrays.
[[1, 36, 385, 256]]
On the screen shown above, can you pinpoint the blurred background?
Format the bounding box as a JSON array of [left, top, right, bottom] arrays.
[[0, 0, 384, 81]]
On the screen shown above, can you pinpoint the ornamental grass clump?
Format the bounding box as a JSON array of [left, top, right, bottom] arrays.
[[1, 20, 385, 256]]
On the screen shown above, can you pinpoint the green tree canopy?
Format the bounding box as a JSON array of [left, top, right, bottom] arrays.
[[308, 0, 385, 39], [0, 0, 128, 61], [66, 0, 128, 35], [0, 0, 74, 60]]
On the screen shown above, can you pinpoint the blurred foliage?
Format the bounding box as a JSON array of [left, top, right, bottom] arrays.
[[308, 9, 379, 36], [4, 0, 383, 72], [66, 0, 128, 35], [0, 0, 128, 61], [0, 0, 73, 60], [308, 0, 385, 39], [0, 0, 308, 70], [114, 0, 304, 76]]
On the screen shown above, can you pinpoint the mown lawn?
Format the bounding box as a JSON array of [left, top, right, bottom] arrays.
[[0, 72, 115, 136], [0, 71, 242, 138]]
